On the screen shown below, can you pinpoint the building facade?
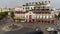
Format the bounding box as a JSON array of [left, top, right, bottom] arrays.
[[14, 1, 56, 24]]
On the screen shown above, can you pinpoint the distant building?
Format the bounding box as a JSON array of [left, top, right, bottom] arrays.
[[0, 8, 9, 12], [14, 1, 56, 24]]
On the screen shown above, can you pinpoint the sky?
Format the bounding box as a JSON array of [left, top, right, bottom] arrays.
[[0, 0, 60, 9]]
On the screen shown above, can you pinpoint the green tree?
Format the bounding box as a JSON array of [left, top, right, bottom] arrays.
[[0, 13, 3, 19], [58, 13, 60, 17], [4, 12, 8, 15], [0, 12, 8, 20], [10, 11, 14, 18]]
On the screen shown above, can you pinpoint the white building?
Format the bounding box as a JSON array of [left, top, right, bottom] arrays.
[[14, 1, 56, 24]]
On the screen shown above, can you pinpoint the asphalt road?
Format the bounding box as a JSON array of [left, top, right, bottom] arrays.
[[0, 16, 60, 34], [3, 27, 35, 34]]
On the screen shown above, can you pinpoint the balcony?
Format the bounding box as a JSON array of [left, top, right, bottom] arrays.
[[33, 10, 51, 14]]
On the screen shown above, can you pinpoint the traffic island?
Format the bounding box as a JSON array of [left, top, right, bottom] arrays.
[[2, 24, 23, 31]]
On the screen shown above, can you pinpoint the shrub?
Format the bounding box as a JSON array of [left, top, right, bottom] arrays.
[[0, 12, 8, 20]]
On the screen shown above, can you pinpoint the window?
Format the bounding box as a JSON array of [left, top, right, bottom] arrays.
[[34, 7, 36, 10], [26, 3, 28, 6], [45, 21, 47, 23], [48, 21, 50, 23], [25, 7, 28, 9], [46, 15, 49, 19], [37, 7, 40, 10], [50, 16, 52, 18], [31, 7, 32, 9], [43, 16, 45, 19], [32, 15, 36, 19], [32, 19, 34, 22], [32, 2, 34, 4], [23, 8, 24, 9], [29, 2, 31, 4], [42, 21, 43, 23], [38, 20, 40, 22], [28, 7, 29, 9], [40, 15, 42, 19], [41, 7, 43, 9], [20, 14, 25, 19], [36, 2, 38, 5], [38, 7, 40, 9], [37, 15, 39, 19]]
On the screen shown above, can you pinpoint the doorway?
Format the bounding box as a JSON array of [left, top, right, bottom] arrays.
[[29, 15, 32, 22]]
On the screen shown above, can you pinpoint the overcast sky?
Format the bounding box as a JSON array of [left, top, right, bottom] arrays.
[[0, 0, 60, 9]]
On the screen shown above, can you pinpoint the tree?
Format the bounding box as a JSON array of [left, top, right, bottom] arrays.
[[0, 13, 3, 19], [4, 12, 8, 15], [0, 12, 8, 20], [10, 11, 14, 18], [58, 13, 60, 18]]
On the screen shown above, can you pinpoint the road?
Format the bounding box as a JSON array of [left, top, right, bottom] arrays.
[[0, 16, 60, 34]]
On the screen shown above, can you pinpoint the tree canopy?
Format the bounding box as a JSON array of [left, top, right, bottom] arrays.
[[10, 11, 14, 18], [0, 12, 8, 19]]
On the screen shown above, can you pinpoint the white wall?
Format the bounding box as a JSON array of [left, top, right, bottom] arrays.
[[14, 14, 53, 19], [15, 14, 25, 19], [36, 14, 53, 19], [15, 7, 26, 12], [32, 15, 36, 19]]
